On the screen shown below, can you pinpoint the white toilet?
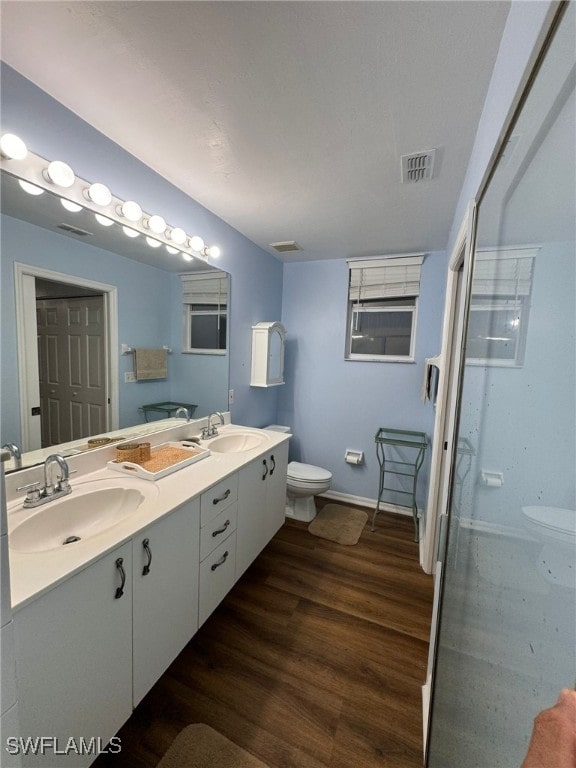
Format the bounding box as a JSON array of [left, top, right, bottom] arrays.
[[521, 506, 576, 588], [265, 426, 332, 522]]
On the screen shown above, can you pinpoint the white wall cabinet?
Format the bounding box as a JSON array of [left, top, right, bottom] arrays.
[[132, 499, 200, 705], [236, 442, 288, 580], [250, 322, 286, 387], [14, 542, 133, 767]]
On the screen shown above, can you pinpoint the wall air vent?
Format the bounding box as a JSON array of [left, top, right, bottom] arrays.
[[270, 241, 302, 253], [57, 223, 93, 237], [401, 149, 437, 183]]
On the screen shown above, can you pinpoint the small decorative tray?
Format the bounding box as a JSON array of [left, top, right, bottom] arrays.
[[107, 441, 210, 480]]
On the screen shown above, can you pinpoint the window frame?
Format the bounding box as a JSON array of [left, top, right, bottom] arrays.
[[346, 296, 418, 363]]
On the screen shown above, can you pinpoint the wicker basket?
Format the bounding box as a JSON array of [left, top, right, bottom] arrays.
[[115, 443, 143, 463]]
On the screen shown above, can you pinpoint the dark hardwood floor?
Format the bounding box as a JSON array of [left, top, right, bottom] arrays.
[[94, 502, 433, 768]]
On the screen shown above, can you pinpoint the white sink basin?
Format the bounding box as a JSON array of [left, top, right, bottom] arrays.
[[208, 429, 269, 454], [10, 478, 158, 553]]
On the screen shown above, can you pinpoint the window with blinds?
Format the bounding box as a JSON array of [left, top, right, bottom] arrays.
[[345, 255, 424, 361], [180, 271, 229, 354], [466, 248, 537, 366]]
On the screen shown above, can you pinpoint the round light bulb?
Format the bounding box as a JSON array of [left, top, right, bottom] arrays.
[[168, 227, 186, 245], [166, 245, 179, 255], [86, 182, 112, 206], [95, 213, 114, 227], [43, 160, 75, 188], [182, 253, 194, 262], [61, 199, 82, 213], [146, 236, 162, 248], [0, 133, 27, 160], [206, 245, 221, 259], [118, 200, 142, 222], [189, 235, 204, 252], [123, 226, 139, 238], [146, 214, 166, 234], [18, 180, 44, 196]]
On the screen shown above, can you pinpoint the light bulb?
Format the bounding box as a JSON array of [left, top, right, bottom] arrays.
[[206, 245, 221, 259], [86, 182, 112, 206], [168, 227, 186, 245], [43, 160, 75, 188], [166, 245, 179, 255], [61, 199, 82, 213], [95, 213, 114, 227], [0, 133, 27, 160], [182, 253, 194, 262], [118, 200, 142, 222], [189, 235, 204, 252], [18, 180, 44, 196], [146, 236, 162, 248], [145, 214, 166, 234], [123, 226, 139, 238]]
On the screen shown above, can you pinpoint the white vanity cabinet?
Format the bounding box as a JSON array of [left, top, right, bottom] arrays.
[[198, 475, 238, 627], [236, 442, 288, 580], [14, 542, 133, 767], [132, 499, 200, 705]]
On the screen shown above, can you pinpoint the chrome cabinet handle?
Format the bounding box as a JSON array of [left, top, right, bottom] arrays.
[[212, 520, 230, 538], [212, 489, 231, 505], [142, 538, 152, 576], [270, 454, 276, 476], [115, 557, 126, 599], [262, 459, 268, 481], [211, 551, 229, 571]]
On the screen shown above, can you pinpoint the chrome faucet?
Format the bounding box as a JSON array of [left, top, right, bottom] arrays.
[[174, 406, 190, 422], [2, 442, 22, 469], [201, 411, 225, 440], [17, 454, 72, 508]]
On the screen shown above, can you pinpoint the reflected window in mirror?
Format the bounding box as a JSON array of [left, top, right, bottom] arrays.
[[181, 272, 229, 354]]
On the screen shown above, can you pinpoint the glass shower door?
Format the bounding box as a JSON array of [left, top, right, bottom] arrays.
[[427, 5, 575, 767]]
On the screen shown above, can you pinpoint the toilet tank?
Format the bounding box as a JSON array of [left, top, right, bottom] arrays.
[[264, 425, 291, 433]]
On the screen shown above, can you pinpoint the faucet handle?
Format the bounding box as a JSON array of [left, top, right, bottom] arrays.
[[16, 481, 42, 504]]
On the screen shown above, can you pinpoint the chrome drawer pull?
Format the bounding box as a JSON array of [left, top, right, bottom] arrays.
[[212, 520, 231, 538], [211, 551, 229, 571], [212, 489, 231, 505]]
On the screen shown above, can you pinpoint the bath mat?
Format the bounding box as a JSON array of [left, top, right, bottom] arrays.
[[308, 504, 368, 545], [157, 723, 269, 768]]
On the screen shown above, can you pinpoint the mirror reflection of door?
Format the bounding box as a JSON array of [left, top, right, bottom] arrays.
[[35, 279, 106, 447]]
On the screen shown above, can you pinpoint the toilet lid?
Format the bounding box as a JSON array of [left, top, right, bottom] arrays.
[[288, 461, 332, 482], [523, 506, 576, 534]]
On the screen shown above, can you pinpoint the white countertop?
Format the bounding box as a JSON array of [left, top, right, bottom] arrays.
[[7, 424, 289, 611]]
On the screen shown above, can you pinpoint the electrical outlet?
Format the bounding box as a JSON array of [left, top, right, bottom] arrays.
[[124, 371, 136, 383], [228, 388, 234, 404]]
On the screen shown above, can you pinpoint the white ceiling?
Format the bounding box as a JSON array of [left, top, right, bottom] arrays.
[[0, 1, 511, 263]]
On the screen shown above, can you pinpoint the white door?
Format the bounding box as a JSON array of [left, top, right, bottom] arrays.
[[37, 295, 107, 446]]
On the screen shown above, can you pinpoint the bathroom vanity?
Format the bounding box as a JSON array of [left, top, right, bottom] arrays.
[[5, 420, 289, 767]]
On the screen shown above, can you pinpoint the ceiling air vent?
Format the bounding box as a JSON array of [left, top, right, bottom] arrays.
[[270, 241, 302, 253], [401, 149, 437, 183], [57, 223, 93, 237]]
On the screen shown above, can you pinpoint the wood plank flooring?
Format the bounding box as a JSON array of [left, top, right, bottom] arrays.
[[94, 502, 433, 768]]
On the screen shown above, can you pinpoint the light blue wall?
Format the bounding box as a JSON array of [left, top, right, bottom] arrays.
[[278, 251, 449, 506], [0, 64, 284, 435]]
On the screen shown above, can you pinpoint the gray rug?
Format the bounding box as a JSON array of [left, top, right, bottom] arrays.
[[157, 724, 268, 768], [308, 504, 368, 545]]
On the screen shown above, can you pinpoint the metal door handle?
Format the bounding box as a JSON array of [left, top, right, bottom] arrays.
[[270, 454, 276, 476], [212, 489, 231, 505], [212, 520, 231, 537], [262, 459, 268, 480], [115, 557, 126, 599], [142, 538, 152, 575]]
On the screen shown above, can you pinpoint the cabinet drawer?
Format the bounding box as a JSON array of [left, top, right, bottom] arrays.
[[200, 473, 238, 526], [199, 532, 236, 627], [200, 503, 238, 561]]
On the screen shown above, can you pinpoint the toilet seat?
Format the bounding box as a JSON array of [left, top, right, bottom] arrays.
[[287, 461, 332, 483], [522, 506, 576, 538]]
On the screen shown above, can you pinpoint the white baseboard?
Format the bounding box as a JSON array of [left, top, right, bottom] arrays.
[[319, 490, 414, 518]]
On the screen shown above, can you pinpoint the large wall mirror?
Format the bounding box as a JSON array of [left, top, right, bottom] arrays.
[[1, 167, 230, 472]]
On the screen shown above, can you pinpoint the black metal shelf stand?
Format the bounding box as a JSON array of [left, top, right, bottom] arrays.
[[372, 427, 428, 542]]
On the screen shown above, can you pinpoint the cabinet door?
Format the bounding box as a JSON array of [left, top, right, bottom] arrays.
[[14, 543, 132, 767], [236, 442, 289, 581], [133, 500, 200, 705]]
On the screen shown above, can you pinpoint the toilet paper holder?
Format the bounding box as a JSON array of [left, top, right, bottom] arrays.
[[481, 470, 503, 487], [345, 449, 364, 465]]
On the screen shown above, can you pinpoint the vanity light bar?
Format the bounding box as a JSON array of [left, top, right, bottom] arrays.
[[0, 133, 221, 263]]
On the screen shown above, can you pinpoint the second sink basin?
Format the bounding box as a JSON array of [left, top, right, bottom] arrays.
[[10, 478, 158, 553], [208, 428, 269, 454]]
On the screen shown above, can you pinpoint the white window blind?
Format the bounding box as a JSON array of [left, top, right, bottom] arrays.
[[180, 273, 228, 305], [473, 249, 537, 296], [348, 255, 424, 301]]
